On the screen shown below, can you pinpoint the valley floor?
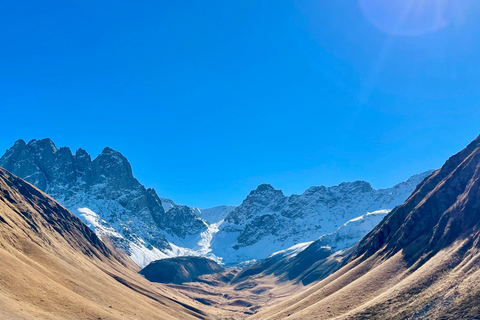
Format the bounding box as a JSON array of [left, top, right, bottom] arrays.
[[165, 269, 306, 319]]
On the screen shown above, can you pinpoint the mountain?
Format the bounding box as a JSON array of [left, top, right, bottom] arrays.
[[0, 138, 431, 268], [0, 139, 208, 267], [0, 167, 210, 319], [234, 209, 391, 286], [140, 256, 224, 284], [255, 134, 480, 320], [211, 172, 432, 265]]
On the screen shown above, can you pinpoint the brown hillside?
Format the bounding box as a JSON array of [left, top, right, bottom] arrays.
[[254, 134, 480, 320], [0, 167, 211, 319]]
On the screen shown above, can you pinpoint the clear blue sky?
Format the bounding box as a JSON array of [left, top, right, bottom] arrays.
[[1, 1, 480, 208]]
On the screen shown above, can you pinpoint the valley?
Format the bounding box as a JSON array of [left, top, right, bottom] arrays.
[[3, 1, 479, 318], [1, 134, 480, 319]]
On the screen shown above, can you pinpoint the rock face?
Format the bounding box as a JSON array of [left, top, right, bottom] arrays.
[[0, 139, 207, 266], [211, 171, 433, 265], [140, 256, 224, 284]]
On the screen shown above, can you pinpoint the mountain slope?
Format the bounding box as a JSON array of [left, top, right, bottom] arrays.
[[212, 172, 432, 265], [254, 134, 480, 320], [0, 167, 210, 319]]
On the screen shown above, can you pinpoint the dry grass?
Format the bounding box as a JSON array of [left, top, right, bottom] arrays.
[[166, 269, 306, 319], [250, 237, 480, 320], [0, 169, 213, 319]]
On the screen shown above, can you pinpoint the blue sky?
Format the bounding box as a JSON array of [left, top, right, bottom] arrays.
[[1, 1, 480, 207]]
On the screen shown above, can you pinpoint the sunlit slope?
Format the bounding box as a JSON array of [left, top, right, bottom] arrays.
[[0, 167, 210, 319], [254, 134, 480, 320]]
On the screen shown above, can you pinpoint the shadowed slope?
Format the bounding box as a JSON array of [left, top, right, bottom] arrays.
[[0, 167, 210, 319], [254, 134, 480, 320]]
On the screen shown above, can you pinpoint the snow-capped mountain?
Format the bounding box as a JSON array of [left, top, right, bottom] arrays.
[[0, 139, 208, 267], [210, 172, 432, 265], [267, 209, 390, 262], [232, 210, 392, 285], [0, 138, 433, 268]]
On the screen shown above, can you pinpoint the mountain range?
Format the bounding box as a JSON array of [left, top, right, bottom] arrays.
[[1, 134, 480, 319], [0, 138, 432, 267]]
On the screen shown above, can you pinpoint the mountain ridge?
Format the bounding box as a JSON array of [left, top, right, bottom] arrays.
[[212, 170, 433, 265], [1, 138, 433, 267]]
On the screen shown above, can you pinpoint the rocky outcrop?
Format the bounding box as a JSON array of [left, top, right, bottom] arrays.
[[164, 205, 210, 238]]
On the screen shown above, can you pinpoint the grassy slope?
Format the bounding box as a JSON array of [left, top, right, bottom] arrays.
[[0, 167, 211, 319]]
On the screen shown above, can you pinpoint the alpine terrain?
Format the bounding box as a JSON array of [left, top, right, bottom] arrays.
[[211, 173, 431, 265], [0, 138, 432, 268]]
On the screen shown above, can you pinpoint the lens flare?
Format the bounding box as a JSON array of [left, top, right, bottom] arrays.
[[359, 0, 450, 36]]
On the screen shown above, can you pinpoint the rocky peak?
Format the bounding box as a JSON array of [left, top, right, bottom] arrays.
[[13, 139, 27, 148], [75, 148, 90, 159], [0, 139, 50, 190], [0, 138, 223, 267], [87, 147, 135, 189], [245, 183, 285, 203], [225, 184, 286, 225], [303, 185, 328, 196], [1, 139, 27, 164], [213, 170, 433, 264], [27, 138, 58, 155], [101, 146, 117, 155], [252, 183, 276, 193], [74, 148, 91, 177], [334, 180, 373, 193]]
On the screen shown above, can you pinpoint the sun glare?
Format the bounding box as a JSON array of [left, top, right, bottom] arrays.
[[359, 0, 452, 36]]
